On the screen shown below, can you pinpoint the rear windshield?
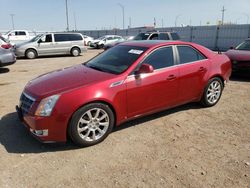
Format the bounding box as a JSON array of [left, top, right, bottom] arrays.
[[236, 40, 250, 50], [85, 45, 148, 74], [134, 33, 150, 40]]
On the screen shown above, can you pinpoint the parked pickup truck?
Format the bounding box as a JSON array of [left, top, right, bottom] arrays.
[[2, 30, 35, 44]]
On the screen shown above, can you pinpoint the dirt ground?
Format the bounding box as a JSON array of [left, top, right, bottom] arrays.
[[0, 49, 249, 188]]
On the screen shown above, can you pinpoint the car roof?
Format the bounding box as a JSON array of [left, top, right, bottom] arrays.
[[120, 40, 189, 48]]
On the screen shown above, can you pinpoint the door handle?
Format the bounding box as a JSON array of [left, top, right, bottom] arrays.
[[198, 67, 206, 72], [166, 74, 176, 80]]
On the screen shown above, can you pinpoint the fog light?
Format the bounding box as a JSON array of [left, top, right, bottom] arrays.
[[30, 129, 48, 136]]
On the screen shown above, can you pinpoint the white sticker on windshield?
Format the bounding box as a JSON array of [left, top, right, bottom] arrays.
[[128, 49, 144, 55]]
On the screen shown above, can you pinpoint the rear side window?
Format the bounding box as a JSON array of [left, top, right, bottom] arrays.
[[158, 33, 170, 40], [171, 33, 180, 40], [54, 34, 68, 42], [177, 46, 206, 64], [68, 34, 83, 41], [143, 47, 174, 70], [54, 34, 83, 42]]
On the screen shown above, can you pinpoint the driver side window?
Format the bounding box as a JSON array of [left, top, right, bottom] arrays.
[[40, 34, 52, 43]]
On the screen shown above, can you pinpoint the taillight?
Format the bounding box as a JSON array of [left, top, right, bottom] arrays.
[[1, 44, 12, 49], [84, 41, 86, 46]]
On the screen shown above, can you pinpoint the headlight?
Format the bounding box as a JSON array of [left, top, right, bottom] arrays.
[[35, 95, 60, 116]]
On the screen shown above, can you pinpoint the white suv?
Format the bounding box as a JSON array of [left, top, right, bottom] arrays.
[[90, 35, 124, 49]]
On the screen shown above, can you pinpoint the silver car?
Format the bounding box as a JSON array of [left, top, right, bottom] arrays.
[[15, 33, 87, 59], [0, 37, 16, 67]]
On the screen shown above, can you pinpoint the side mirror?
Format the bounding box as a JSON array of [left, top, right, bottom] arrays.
[[136, 64, 154, 74], [229, 46, 234, 50], [38, 39, 42, 43]]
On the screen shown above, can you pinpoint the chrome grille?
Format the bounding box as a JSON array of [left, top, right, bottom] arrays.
[[20, 93, 35, 115]]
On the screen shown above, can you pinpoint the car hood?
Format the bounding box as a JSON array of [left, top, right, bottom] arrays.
[[24, 64, 115, 99], [225, 50, 250, 61], [15, 41, 32, 48], [92, 39, 101, 43]]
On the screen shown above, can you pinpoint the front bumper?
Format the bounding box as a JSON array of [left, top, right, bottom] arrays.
[[16, 105, 68, 143], [89, 43, 98, 48], [15, 48, 26, 57]]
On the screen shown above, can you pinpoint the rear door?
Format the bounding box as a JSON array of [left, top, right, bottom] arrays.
[[175, 45, 210, 103], [126, 46, 179, 117], [54, 34, 72, 54]]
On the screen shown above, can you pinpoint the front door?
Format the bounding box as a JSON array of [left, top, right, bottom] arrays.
[[37, 34, 55, 55], [126, 46, 179, 118]]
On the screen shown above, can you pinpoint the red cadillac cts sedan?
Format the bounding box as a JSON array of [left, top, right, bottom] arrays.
[[16, 41, 231, 147]]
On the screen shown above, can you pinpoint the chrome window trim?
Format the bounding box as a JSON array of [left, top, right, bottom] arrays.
[[175, 45, 207, 65]]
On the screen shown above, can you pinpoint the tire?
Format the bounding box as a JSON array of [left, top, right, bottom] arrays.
[[68, 103, 115, 147], [25, 49, 37, 59], [71, 47, 80, 57], [98, 44, 104, 49], [87, 41, 91, 46], [200, 77, 223, 107]]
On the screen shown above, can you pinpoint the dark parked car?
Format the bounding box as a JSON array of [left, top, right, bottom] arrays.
[[17, 41, 231, 147], [104, 31, 180, 50], [225, 39, 250, 71], [133, 31, 180, 40]]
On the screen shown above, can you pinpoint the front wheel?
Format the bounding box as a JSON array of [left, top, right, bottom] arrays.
[[200, 77, 223, 107], [25, 49, 37, 59], [71, 47, 80, 57], [68, 103, 114, 147]]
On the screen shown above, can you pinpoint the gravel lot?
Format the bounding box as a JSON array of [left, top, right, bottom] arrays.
[[0, 49, 249, 188]]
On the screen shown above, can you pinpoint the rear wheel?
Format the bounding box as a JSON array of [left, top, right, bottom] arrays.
[[200, 77, 223, 107], [25, 49, 37, 59], [71, 47, 80, 57], [69, 103, 114, 147]]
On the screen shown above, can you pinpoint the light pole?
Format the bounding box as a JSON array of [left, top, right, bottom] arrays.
[[65, 0, 69, 31], [10, 14, 15, 30], [175, 14, 181, 27], [221, 6, 226, 25], [117, 3, 125, 30], [74, 12, 77, 31]]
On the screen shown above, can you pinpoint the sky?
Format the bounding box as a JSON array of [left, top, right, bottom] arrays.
[[0, 0, 250, 32]]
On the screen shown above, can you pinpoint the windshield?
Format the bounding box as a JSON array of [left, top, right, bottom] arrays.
[[4, 31, 11, 35], [85, 45, 148, 74], [96, 36, 106, 40], [29, 34, 43, 42], [236, 40, 250, 51], [134, 33, 150, 40]]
